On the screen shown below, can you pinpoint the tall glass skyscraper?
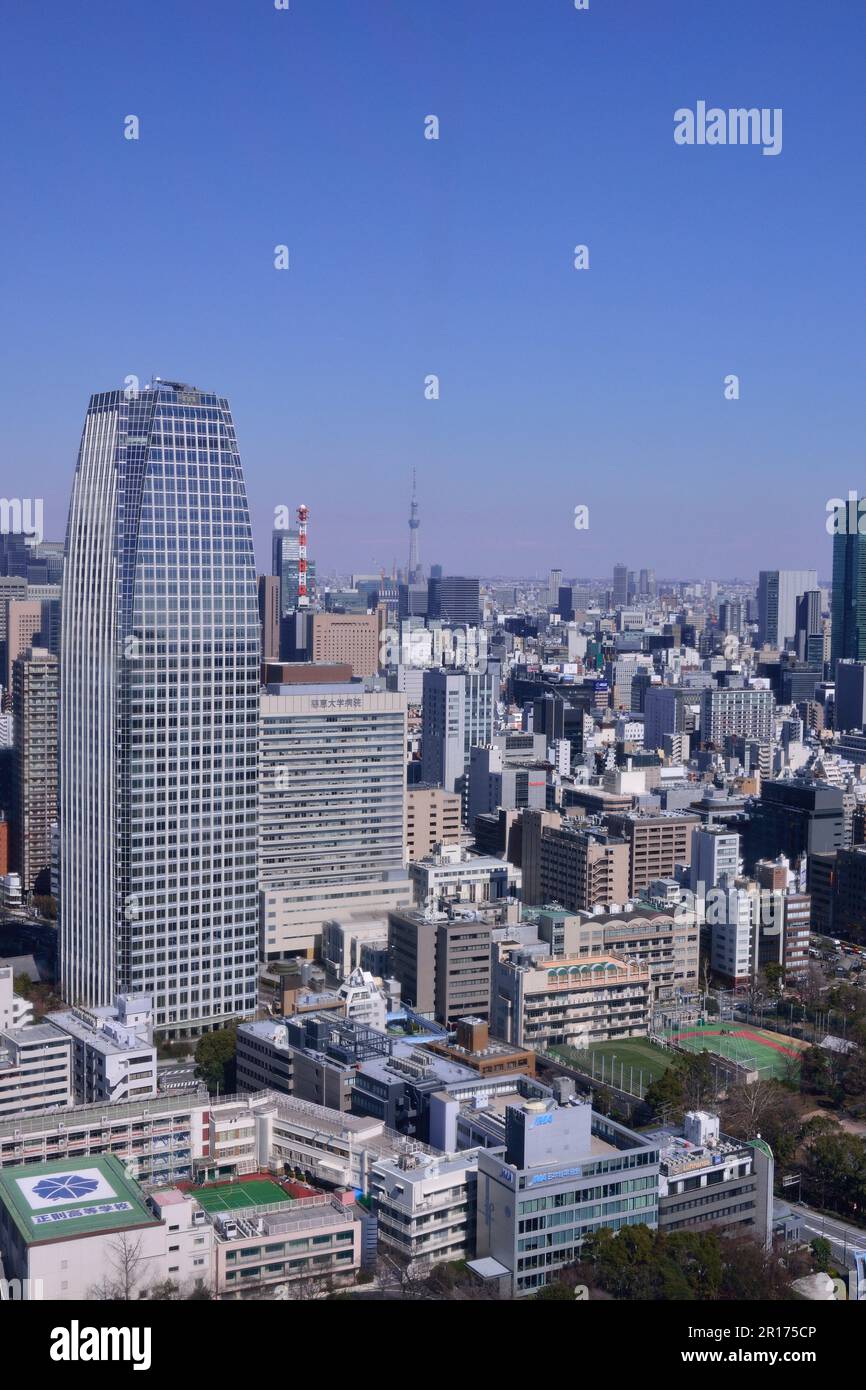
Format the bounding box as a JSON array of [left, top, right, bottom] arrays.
[[60, 381, 259, 1035], [831, 515, 866, 670]]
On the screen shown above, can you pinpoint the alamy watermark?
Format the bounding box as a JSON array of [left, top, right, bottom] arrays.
[[0, 1276, 43, 1300], [0, 496, 43, 545], [674, 102, 782, 157], [676, 881, 782, 933], [50, 1322, 151, 1371], [826, 491, 866, 535], [380, 623, 488, 673]]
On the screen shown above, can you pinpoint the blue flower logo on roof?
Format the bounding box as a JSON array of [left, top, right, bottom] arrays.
[[32, 1174, 100, 1203]]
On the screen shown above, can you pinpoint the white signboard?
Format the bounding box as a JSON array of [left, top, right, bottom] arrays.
[[16, 1168, 118, 1210]]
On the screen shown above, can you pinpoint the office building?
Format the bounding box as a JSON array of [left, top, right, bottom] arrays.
[[0, 1022, 72, 1119], [745, 780, 845, 869], [757, 569, 817, 648], [547, 569, 562, 608], [259, 683, 409, 958], [0, 967, 32, 1031], [311, 612, 380, 678], [47, 996, 157, 1105], [835, 660, 866, 733], [388, 907, 492, 1025], [607, 811, 699, 898], [369, 1148, 478, 1272], [421, 668, 495, 812], [752, 860, 811, 978], [59, 382, 260, 1035], [795, 590, 824, 664], [655, 1111, 773, 1247], [427, 575, 481, 625], [398, 582, 429, 619], [257, 574, 281, 663], [689, 826, 741, 893], [708, 885, 758, 987], [272, 526, 317, 617], [474, 1097, 659, 1296], [831, 509, 866, 669], [828, 845, 866, 942], [467, 743, 548, 828], [409, 844, 519, 909], [4, 600, 42, 690], [12, 647, 58, 897], [718, 600, 742, 636], [612, 563, 629, 608], [321, 914, 390, 979], [644, 687, 699, 752], [405, 784, 461, 861], [700, 685, 775, 745], [522, 815, 630, 910]]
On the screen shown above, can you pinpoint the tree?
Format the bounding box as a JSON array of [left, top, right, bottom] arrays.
[[194, 1020, 240, 1092], [798, 964, 825, 1009], [644, 1066, 685, 1120], [577, 1224, 800, 1303], [721, 1080, 803, 1167], [800, 1045, 835, 1099], [88, 1232, 148, 1300], [644, 1053, 717, 1122], [144, 1279, 181, 1300], [810, 1237, 833, 1273], [802, 1130, 866, 1219], [593, 1084, 614, 1117], [681, 1052, 715, 1111], [13, 973, 32, 996], [761, 963, 785, 999], [533, 1281, 577, 1300]]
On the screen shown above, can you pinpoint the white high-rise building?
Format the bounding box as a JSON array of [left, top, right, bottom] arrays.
[[689, 826, 741, 894], [700, 686, 775, 745], [259, 683, 410, 958], [758, 569, 818, 649], [709, 888, 756, 987], [60, 382, 260, 1035], [421, 668, 495, 816]]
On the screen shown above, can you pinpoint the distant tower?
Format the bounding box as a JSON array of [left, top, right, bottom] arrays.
[[297, 504, 309, 609], [408, 468, 420, 582]]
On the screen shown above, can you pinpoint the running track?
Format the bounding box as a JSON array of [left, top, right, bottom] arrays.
[[672, 1027, 803, 1059]]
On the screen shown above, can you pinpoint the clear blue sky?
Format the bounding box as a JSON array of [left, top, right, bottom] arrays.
[[1, 0, 863, 581]]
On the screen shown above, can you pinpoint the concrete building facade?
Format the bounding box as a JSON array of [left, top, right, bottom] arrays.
[[259, 684, 409, 957]]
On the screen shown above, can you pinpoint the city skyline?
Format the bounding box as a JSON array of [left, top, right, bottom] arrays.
[[3, 0, 866, 1327]]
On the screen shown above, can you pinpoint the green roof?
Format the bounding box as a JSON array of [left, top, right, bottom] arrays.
[[0, 1154, 159, 1245]]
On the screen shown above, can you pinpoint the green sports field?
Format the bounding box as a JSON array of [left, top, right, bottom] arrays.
[[194, 1178, 293, 1213], [663, 1024, 808, 1080], [551, 1037, 674, 1089]]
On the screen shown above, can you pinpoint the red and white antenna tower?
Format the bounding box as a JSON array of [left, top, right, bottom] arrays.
[[297, 503, 309, 609]]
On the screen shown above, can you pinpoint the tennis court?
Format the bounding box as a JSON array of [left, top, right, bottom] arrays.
[[665, 1024, 808, 1080], [194, 1177, 293, 1213]]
